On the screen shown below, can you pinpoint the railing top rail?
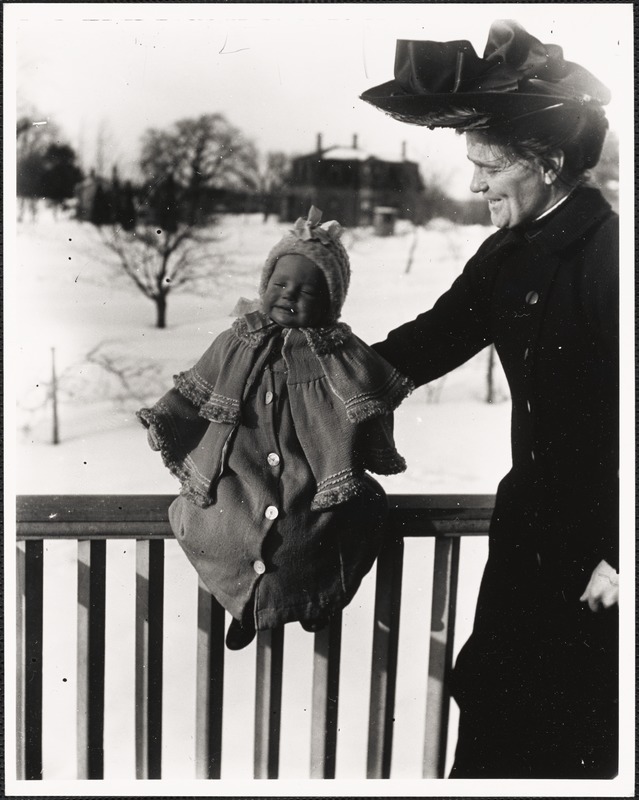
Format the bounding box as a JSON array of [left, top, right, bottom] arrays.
[[15, 494, 494, 541]]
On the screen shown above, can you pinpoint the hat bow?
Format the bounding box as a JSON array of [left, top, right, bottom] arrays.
[[395, 19, 610, 105]]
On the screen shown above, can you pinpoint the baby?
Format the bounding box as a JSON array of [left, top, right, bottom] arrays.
[[137, 207, 413, 649]]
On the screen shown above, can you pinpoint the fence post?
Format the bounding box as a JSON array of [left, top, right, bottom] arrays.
[[423, 535, 460, 778], [367, 534, 404, 778], [77, 540, 106, 779], [135, 539, 164, 779], [195, 584, 225, 779], [17, 541, 44, 780], [254, 627, 284, 778], [310, 612, 342, 778]]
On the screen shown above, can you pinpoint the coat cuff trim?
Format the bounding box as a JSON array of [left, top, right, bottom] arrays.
[[173, 370, 241, 424], [136, 406, 213, 507], [365, 448, 407, 475], [344, 370, 415, 422]]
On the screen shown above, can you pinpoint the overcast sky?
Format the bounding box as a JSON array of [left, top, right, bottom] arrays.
[[6, 2, 634, 198]]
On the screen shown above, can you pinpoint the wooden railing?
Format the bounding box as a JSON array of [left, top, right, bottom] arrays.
[[15, 493, 493, 781]]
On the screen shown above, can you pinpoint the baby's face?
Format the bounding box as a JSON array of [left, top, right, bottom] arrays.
[[263, 255, 329, 328]]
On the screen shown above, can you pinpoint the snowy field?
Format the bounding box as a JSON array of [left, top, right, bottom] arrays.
[[9, 207, 513, 782]]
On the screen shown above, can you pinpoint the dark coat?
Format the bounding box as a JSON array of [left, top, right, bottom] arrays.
[[373, 186, 619, 778], [374, 186, 618, 582]]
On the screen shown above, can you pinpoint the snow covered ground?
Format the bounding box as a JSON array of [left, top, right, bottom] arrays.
[[8, 207, 513, 783]]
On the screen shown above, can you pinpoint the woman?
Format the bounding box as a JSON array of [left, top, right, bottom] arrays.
[[361, 20, 619, 779]]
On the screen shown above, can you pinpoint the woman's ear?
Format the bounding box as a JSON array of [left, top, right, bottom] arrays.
[[543, 151, 565, 185]]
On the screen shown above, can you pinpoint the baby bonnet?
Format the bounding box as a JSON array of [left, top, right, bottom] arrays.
[[260, 206, 351, 323]]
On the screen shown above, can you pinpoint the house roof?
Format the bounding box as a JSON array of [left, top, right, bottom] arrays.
[[320, 146, 370, 162], [297, 146, 408, 165]]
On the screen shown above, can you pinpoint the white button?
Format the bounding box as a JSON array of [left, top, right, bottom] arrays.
[[265, 505, 279, 520], [265, 391, 274, 405], [267, 452, 280, 467], [525, 291, 540, 305], [253, 560, 266, 575]]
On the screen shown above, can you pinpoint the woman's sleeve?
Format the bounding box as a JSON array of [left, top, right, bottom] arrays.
[[581, 213, 620, 572], [372, 238, 499, 388]]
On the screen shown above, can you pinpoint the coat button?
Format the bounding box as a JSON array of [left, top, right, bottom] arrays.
[[264, 505, 279, 520], [253, 560, 266, 575], [265, 391, 274, 405], [525, 291, 540, 305], [267, 452, 280, 467]]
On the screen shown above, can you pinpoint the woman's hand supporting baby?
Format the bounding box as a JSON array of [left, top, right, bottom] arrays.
[[580, 559, 619, 611]]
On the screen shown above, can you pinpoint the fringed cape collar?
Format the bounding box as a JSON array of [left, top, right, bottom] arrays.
[[175, 310, 414, 427], [138, 311, 414, 510]]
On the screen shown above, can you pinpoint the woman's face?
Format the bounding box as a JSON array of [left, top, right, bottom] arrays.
[[466, 132, 557, 229], [262, 254, 329, 328]]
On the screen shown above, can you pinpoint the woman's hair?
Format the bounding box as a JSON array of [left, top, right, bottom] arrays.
[[445, 103, 609, 188]]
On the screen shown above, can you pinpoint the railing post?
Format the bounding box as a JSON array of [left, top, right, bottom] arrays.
[[16, 542, 26, 781], [17, 540, 44, 780], [310, 611, 342, 778], [367, 534, 404, 779], [423, 535, 460, 778], [195, 583, 225, 779], [135, 539, 164, 779], [77, 539, 107, 779], [254, 626, 284, 779], [15, 494, 492, 782]]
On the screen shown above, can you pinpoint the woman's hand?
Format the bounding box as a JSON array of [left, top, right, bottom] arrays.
[[580, 559, 619, 611]]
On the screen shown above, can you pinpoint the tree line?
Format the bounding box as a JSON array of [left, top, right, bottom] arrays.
[[16, 109, 619, 331], [16, 109, 619, 443], [17, 112, 289, 228]]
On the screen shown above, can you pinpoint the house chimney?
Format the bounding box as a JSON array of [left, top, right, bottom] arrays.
[[316, 133, 323, 153], [352, 133, 358, 149]]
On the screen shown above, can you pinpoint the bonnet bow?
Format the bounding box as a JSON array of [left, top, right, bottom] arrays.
[[292, 205, 343, 245]]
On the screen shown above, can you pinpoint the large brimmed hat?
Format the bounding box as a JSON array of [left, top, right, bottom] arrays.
[[360, 19, 610, 128]]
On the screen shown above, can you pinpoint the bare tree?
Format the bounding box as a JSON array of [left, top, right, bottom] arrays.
[[140, 113, 260, 224], [256, 151, 291, 220], [17, 112, 61, 159], [18, 341, 169, 442], [17, 112, 73, 220], [93, 119, 121, 178], [83, 341, 167, 406], [99, 223, 225, 328], [416, 159, 458, 222], [590, 130, 619, 212], [88, 113, 263, 327]]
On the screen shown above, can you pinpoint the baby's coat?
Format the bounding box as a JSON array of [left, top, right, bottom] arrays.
[[138, 311, 412, 629]]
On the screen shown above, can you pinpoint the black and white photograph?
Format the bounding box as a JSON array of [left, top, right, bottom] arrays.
[[4, 2, 635, 796]]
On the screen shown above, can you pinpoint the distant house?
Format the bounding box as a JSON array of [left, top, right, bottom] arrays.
[[279, 134, 427, 227]]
